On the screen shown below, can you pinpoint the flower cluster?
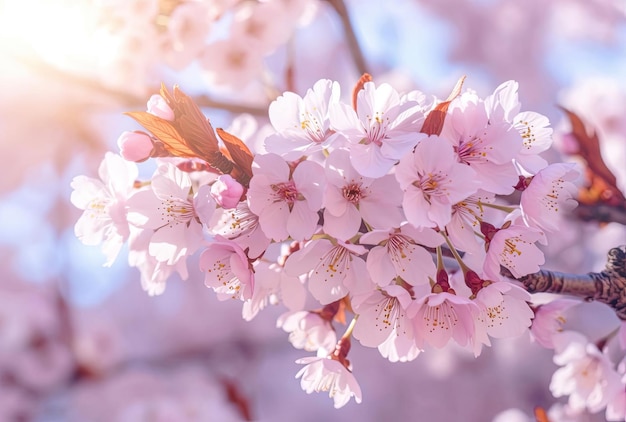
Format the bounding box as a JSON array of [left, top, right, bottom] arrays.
[[71, 77, 580, 408], [93, 0, 316, 91]]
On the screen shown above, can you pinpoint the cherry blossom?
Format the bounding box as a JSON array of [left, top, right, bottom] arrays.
[[247, 153, 325, 242], [126, 162, 214, 266], [352, 284, 422, 362], [471, 281, 534, 355], [359, 224, 439, 287], [520, 162, 580, 233], [199, 236, 254, 301], [210, 174, 244, 210], [530, 298, 581, 349], [242, 262, 306, 321], [482, 222, 546, 280], [146, 94, 174, 121], [295, 355, 362, 409], [265, 79, 342, 160], [209, 202, 270, 260], [409, 291, 480, 349], [330, 81, 425, 178], [116, 131, 154, 162], [323, 149, 403, 240], [285, 238, 374, 305], [277, 310, 337, 353], [70, 153, 138, 266], [395, 135, 479, 229], [550, 331, 622, 414], [440, 90, 522, 195], [127, 226, 190, 296], [484, 80, 554, 173], [446, 190, 495, 254]]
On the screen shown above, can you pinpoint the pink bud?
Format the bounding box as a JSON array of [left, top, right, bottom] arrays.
[[146, 94, 175, 121], [117, 131, 153, 162], [211, 174, 244, 209]]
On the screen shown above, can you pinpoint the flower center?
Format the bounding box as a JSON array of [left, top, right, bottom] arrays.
[[413, 172, 449, 202], [272, 181, 301, 204], [159, 196, 195, 228], [300, 112, 327, 144], [342, 182, 365, 204], [455, 136, 488, 164]]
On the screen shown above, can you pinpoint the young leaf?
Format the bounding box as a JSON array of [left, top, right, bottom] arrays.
[[216, 128, 254, 180], [560, 106, 626, 207], [124, 111, 196, 157], [161, 85, 222, 161]]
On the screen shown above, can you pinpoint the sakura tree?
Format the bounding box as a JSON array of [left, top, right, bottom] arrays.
[[3, 0, 626, 420]]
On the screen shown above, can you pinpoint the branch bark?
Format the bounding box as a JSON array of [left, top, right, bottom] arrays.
[[508, 246, 626, 319]]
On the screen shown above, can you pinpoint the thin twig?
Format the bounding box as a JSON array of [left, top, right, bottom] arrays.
[[324, 0, 369, 76]]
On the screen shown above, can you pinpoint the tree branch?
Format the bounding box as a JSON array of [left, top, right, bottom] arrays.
[[325, 0, 369, 76], [574, 203, 626, 226], [508, 246, 626, 320]]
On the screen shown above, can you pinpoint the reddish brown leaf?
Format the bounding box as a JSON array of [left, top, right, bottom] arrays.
[[124, 111, 195, 157], [161, 85, 221, 160], [533, 406, 550, 422], [560, 106, 626, 207], [352, 73, 373, 111], [216, 128, 254, 186], [420, 75, 466, 136]]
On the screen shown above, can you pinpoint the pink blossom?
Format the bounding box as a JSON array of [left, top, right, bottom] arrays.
[[199, 37, 265, 88], [199, 236, 254, 301], [446, 190, 495, 254], [360, 224, 439, 287], [70, 153, 138, 266], [550, 331, 622, 413], [166, 1, 212, 59], [395, 135, 479, 229], [146, 94, 174, 121], [277, 311, 337, 352], [440, 91, 522, 195], [247, 153, 325, 242], [483, 223, 546, 279], [209, 202, 270, 260], [295, 356, 362, 409], [117, 131, 154, 162], [265, 79, 341, 160], [530, 298, 580, 349], [352, 284, 421, 362], [126, 163, 214, 266], [231, 0, 301, 55], [323, 149, 403, 240], [329, 81, 425, 178], [284, 239, 374, 305], [471, 281, 533, 356], [128, 226, 189, 296], [210, 174, 244, 209], [242, 262, 306, 321], [520, 163, 580, 233], [484, 80, 553, 173], [409, 291, 480, 349], [513, 111, 554, 173]]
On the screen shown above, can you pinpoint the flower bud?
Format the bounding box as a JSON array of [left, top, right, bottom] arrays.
[[116, 131, 153, 162], [146, 94, 175, 121], [211, 174, 244, 209]]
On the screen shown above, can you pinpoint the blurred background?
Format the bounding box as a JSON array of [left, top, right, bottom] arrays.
[[1, 0, 626, 420]]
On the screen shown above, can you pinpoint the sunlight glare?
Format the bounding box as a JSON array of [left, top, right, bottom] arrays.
[[0, 0, 97, 71]]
